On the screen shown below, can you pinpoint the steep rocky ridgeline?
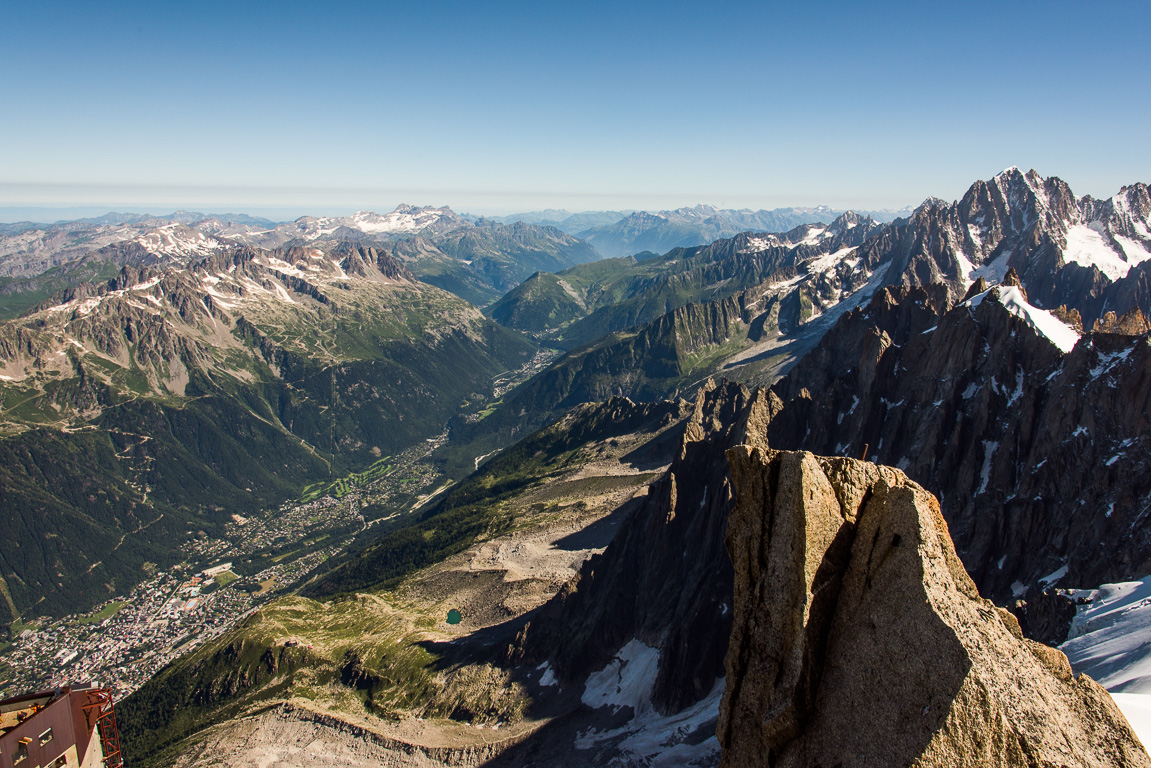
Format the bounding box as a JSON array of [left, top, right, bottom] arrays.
[[490, 264, 1151, 754], [878, 169, 1151, 324], [489, 212, 885, 348], [761, 278, 1151, 602], [507, 380, 763, 713], [0, 243, 534, 621], [719, 446, 1149, 767], [488, 169, 1151, 351]]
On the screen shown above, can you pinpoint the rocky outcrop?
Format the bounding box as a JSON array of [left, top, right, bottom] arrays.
[[719, 446, 1150, 768], [1095, 307, 1151, 334]]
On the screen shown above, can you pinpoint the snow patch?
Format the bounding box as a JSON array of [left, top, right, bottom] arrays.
[[965, 285, 1080, 353], [130, 276, 162, 292], [1091, 346, 1134, 379], [805, 247, 855, 275], [794, 227, 827, 247], [954, 247, 976, 286], [576, 668, 723, 768], [1007, 368, 1025, 407], [977, 440, 998, 494], [738, 235, 780, 254], [582, 639, 660, 715], [1063, 575, 1151, 693], [1063, 224, 1132, 281], [1040, 564, 1069, 586], [970, 250, 1013, 284], [1114, 234, 1151, 266], [536, 662, 558, 687]]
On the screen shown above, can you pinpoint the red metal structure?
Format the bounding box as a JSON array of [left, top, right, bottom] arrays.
[[0, 684, 122, 768], [80, 689, 122, 768]]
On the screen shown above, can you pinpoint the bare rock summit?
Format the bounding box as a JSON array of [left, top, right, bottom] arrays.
[[718, 446, 1150, 768]]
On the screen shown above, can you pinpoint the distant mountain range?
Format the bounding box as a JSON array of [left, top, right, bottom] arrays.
[[492, 204, 914, 257], [0, 205, 600, 311]]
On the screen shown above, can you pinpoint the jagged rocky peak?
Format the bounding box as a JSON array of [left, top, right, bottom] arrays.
[[913, 195, 949, 215], [719, 446, 1150, 768], [824, 209, 871, 233], [326, 241, 414, 282], [962, 275, 991, 300], [1001, 265, 1025, 291], [1080, 182, 1151, 235], [1095, 307, 1151, 334], [879, 168, 1151, 322]]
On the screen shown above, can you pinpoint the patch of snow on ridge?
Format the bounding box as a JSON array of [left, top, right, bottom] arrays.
[[536, 661, 558, 687], [965, 285, 1080, 353], [953, 247, 976, 286], [1064, 224, 1133, 280], [134, 225, 225, 259], [977, 440, 998, 494], [581, 638, 660, 715], [578, 642, 722, 767], [1063, 575, 1151, 694], [805, 247, 855, 275], [1039, 564, 1069, 586], [351, 207, 443, 234], [738, 235, 779, 253], [1091, 345, 1135, 379], [1114, 234, 1151, 266], [797, 227, 827, 246]]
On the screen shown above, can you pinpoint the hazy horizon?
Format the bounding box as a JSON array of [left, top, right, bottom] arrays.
[[0, 195, 921, 226]]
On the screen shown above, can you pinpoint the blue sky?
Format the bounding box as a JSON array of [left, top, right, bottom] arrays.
[[1, 0, 1148, 218]]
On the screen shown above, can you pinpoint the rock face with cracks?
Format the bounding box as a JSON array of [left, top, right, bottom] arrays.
[[718, 446, 1151, 768]]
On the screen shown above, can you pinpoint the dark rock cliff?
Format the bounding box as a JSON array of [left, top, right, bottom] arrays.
[[507, 379, 772, 713], [762, 281, 1151, 601]]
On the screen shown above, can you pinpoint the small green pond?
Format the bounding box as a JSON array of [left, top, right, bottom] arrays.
[[446, 609, 462, 625]]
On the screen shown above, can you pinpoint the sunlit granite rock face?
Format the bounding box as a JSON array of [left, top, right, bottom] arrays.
[[719, 446, 1151, 768]]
